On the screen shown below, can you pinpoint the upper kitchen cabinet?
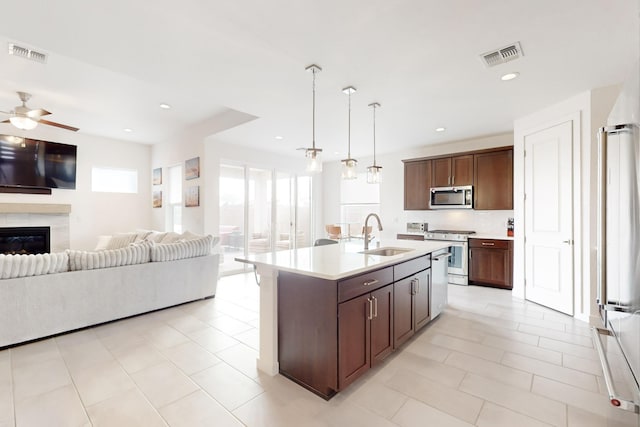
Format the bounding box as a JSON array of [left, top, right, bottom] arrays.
[[431, 155, 474, 187], [474, 148, 513, 210], [404, 159, 431, 210]]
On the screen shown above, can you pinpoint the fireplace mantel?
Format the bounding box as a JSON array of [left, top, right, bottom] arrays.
[[0, 203, 71, 214]]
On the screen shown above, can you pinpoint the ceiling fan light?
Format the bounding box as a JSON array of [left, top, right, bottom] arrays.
[[9, 115, 38, 130]]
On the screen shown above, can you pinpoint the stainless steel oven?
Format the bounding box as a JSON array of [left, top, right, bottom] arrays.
[[424, 230, 475, 285]]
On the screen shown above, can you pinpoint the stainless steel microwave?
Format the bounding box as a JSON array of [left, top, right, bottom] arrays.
[[429, 186, 473, 209]]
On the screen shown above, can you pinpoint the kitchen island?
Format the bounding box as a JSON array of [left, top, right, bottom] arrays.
[[235, 239, 450, 398]]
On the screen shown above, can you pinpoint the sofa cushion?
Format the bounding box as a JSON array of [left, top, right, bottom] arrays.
[[67, 241, 152, 271], [151, 235, 216, 262], [105, 233, 137, 250], [0, 252, 69, 279], [160, 232, 182, 244], [144, 231, 168, 243]]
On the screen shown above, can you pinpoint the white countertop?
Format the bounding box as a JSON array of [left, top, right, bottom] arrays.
[[235, 239, 451, 281]]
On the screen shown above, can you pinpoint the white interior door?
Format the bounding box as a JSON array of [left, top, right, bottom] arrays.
[[524, 120, 574, 315]]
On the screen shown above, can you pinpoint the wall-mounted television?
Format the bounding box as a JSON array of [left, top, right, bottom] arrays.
[[0, 135, 77, 190]]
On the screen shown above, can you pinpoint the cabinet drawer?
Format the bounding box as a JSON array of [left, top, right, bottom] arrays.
[[338, 266, 393, 303], [394, 255, 430, 281], [396, 233, 425, 241], [469, 238, 510, 249]]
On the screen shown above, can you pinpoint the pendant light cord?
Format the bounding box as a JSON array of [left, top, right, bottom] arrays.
[[348, 90, 352, 158], [312, 68, 316, 150], [372, 104, 377, 166]]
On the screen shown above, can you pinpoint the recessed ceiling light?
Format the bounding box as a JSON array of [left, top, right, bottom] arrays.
[[435, 127, 446, 132], [123, 128, 133, 133], [159, 103, 171, 109], [501, 72, 520, 81], [275, 136, 284, 140]]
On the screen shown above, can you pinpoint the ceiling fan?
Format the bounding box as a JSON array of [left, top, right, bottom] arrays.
[[0, 91, 79, 132]]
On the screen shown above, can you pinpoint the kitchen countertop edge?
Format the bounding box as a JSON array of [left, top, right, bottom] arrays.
[[235, 240, 451, 281]]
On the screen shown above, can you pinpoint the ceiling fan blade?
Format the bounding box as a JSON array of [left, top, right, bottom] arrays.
[[39, 119, 79, 132], [27, 109, 51, 118], [1, 119, 9, 124]]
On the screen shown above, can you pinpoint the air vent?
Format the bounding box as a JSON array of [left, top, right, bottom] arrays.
[[8, 43, 47, 64], [480, 42, 523, 68]]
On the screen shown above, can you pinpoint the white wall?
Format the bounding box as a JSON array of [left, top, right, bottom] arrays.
[[513, 85, 619, 322], [322, 133, 515, 240], [0, 126, 151, 250], [151, 137, 204, 234]]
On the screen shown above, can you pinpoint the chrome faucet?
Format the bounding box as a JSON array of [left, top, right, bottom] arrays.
[[364, 213, 383, 250]]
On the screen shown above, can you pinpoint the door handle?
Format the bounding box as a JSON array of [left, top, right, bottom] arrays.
[[415, 277, 420, 294], [481, 242, 495, 246], [562, 239, 573, 245], [363, 279, 379, 287], [367, 298, 373, 320], [410, 278, 417, 295], [372, 296, 378, 318]]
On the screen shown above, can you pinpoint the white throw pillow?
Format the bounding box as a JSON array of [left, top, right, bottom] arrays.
[[144, 231, 167, 243], [160, 232, 182, 244], [94, 235, 112, 251], [180, 230, 202, 241], [105, 233, 137, 250]]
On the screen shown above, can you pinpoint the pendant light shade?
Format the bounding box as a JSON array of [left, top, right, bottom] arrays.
[[304, 64, 323, 173], [341, 86, 358, 180], [366, 102, 382, 184]]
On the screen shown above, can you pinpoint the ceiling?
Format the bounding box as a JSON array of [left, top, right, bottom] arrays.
[[0, 0, 637, 161]]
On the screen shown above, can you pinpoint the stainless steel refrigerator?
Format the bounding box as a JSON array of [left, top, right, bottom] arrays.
[[594, 59, 640, 424]]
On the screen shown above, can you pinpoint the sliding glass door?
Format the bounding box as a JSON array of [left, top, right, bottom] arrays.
[[219, 164, 313, 275]]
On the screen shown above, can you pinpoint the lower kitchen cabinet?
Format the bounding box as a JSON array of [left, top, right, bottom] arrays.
[[393, 256, 431, 348], [468, 238, 513, 289], [277, 253, 433, 399], [338, 285, 393, 390]]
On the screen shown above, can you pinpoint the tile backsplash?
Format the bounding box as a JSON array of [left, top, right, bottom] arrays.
[[401, 210, 514, 237]]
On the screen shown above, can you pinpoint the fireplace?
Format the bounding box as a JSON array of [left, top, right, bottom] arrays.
[[0, 226, 51, 255]]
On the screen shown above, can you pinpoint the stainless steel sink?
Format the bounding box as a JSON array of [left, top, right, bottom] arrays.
[[359, 247, 414, 256]]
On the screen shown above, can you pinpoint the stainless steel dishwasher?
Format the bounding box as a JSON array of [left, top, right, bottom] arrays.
[[431, 248, 451, 319]]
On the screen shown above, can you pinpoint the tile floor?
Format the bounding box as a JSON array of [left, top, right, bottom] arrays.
[[1, 273, 638, 427]]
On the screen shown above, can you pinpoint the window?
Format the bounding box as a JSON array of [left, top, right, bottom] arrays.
[[91, 167, 138, 193], [168, 164, 183, 233], [340, 172, 380, 239]]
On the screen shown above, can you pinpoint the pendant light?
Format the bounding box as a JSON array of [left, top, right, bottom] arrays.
[[341, 86, 357, 180], [304, 64, 323, 173], [366, 102, 382, 183]]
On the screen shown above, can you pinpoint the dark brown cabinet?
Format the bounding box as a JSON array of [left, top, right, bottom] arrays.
[[474, 149, 513, 210], [339, 285, 393, 390], [277, 254, 433, 399], [403, 146, 513, 211], [432, 155, 474, 187], [404, 160, 431, 210], [468, 238, 513, 289], [393, 255, 431, 348]]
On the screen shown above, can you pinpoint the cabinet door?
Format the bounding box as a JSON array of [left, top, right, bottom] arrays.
[[404, 160, 431, 210], [451, 155, 474, 186], [469, 247, 511, 288], [338, 294, 371, 389], [432, 158, 452, 187], [414, 269, 431, 331], [370, 286, 393, 366], [393, 276, 414, 348], [474, 149, 513, 210]]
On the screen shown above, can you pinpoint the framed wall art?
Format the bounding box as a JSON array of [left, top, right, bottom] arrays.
[[185, 157, 200, 180], [152, 167, 162, 185], [185, 185, 200, 207], [152, 190, 162, 208]]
